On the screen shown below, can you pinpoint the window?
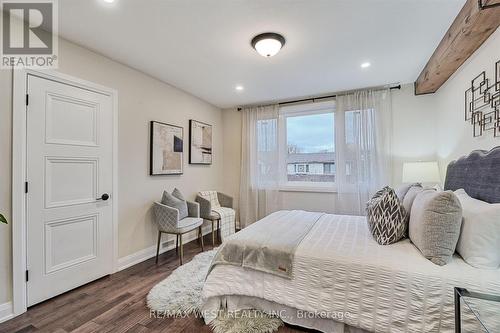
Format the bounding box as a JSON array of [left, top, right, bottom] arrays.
[[323, 163, 335, 174], [279, 101, 336, 191], [296, 164, 307, 173], [274, 97, 382, 193]]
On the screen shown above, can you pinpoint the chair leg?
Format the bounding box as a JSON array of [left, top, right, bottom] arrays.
[[199, 226, 204, 252], [179, 233, 183, 265], [155, 231, 162, 264], [211, 220, 215, 246], [217, 219, 221, 243], [176, 234, 179, 253]]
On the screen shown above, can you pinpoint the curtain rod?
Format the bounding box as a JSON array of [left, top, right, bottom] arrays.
[[236, 84, 401, 111]]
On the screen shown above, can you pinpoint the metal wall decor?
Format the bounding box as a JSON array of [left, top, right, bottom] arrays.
[[478, 0, 500, 10], [465, 60, 500, 138]]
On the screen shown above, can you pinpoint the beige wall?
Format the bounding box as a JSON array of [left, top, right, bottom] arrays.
[[221, 83, 438, 215], [391, 84, 437, 186], [0, 70, 13, 304], [221, 107, 242, 216], [435, 27, 500, 176], [0, 38, 223, 305]]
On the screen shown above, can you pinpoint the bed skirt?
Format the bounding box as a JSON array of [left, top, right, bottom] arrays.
[[203, 295, 371, 333]]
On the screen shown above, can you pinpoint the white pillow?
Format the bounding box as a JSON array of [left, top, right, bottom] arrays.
[[455, 189, 500, 269]]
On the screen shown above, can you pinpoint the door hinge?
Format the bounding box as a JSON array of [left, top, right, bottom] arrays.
[[25, 270, 29, 282], [26, 94, 29, 106], [25, 182, 28, 194]]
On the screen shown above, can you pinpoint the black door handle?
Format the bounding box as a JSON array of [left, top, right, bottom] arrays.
[[97, 193, 110, 201]]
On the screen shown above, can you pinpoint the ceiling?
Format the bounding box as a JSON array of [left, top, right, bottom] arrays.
[[58, 0, 465, 108]]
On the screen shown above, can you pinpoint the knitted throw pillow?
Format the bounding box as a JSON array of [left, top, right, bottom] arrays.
[[366, 186, 408, 245]]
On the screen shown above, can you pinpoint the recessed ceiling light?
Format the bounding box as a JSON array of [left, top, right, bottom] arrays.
[[251, 33, 286, 57], [361, 62, 371, 68], [235, 85, 244, 91]]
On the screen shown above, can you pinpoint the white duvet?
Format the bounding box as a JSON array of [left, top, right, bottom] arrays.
[[202, 211, 500, 332]]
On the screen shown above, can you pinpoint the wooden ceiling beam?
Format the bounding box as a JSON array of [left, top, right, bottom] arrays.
[[414, 0, 500, 95]]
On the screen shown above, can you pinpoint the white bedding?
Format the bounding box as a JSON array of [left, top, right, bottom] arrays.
[[202, 211, 500, 332]]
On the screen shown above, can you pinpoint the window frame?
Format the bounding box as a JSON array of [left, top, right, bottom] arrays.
[[278, 100, 337, 193]]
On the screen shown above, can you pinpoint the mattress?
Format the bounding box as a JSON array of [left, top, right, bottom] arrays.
[[202, 211, 500, 332]]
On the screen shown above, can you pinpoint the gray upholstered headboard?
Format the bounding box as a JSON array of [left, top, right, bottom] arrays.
[[444, 147, 500, 204]]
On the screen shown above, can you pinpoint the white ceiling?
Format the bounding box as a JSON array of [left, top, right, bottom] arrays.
[[58, 0, 465, 108]]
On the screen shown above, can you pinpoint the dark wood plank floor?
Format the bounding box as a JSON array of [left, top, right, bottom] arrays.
[[0, 235, 311, 333]]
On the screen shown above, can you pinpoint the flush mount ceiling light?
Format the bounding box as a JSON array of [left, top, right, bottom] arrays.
[[235, 85, 244, 91], [361, 62, 371, 68], [251, 32, 286, 57]]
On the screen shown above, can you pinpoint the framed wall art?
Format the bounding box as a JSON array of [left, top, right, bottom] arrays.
[[150, 121, 183, 175], [189, 120, 212, 164]]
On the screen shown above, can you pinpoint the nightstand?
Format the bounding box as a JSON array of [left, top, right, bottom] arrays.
[[454, 287, 500, 333]]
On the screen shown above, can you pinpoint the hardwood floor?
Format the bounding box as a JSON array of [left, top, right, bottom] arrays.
[[0, 235, 312, 333]]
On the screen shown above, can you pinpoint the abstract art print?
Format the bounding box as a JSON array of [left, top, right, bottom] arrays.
[[150, 121, 183, 175], [189, 120, 212, 164]]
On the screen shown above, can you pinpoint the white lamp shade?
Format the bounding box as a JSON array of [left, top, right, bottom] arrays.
[[402, 161, 440, 183]]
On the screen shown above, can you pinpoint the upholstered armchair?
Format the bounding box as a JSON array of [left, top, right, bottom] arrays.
[[152, 199, 203, 265], [196, 191, 235, 245]]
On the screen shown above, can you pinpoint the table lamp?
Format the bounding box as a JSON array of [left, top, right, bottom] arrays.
[[402, 161, 440, 185]]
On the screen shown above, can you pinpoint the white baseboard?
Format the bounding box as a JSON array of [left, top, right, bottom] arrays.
[[0, 302, 13, 323], [117, 225, 213, 271], [0, 228, 218, 324]]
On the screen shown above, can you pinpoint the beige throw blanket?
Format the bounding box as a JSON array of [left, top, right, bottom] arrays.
[[208, 210, 324, 279], [198, 191, 236, 242], [211, 206, 236, 241]]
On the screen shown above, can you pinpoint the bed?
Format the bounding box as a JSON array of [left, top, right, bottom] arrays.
[[202, 148, 500, 333]]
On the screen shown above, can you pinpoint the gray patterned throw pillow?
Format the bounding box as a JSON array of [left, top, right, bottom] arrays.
[[161, 189, 188, 220], [366, 186, 408, 245]]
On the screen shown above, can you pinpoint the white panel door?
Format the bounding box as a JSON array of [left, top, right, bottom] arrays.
[[26, 75, 113, 306]]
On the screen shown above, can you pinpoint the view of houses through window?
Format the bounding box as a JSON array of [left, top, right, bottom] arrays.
[[286, 112, 335, 183]]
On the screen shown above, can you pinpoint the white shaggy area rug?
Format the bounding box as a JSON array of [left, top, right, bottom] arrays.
[[147, 248, 284, 333], [210, 310, 283, 333]]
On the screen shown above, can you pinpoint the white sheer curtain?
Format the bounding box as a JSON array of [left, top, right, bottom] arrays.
[[239, 105, 281, 228], [335, 89, 393, 215]]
